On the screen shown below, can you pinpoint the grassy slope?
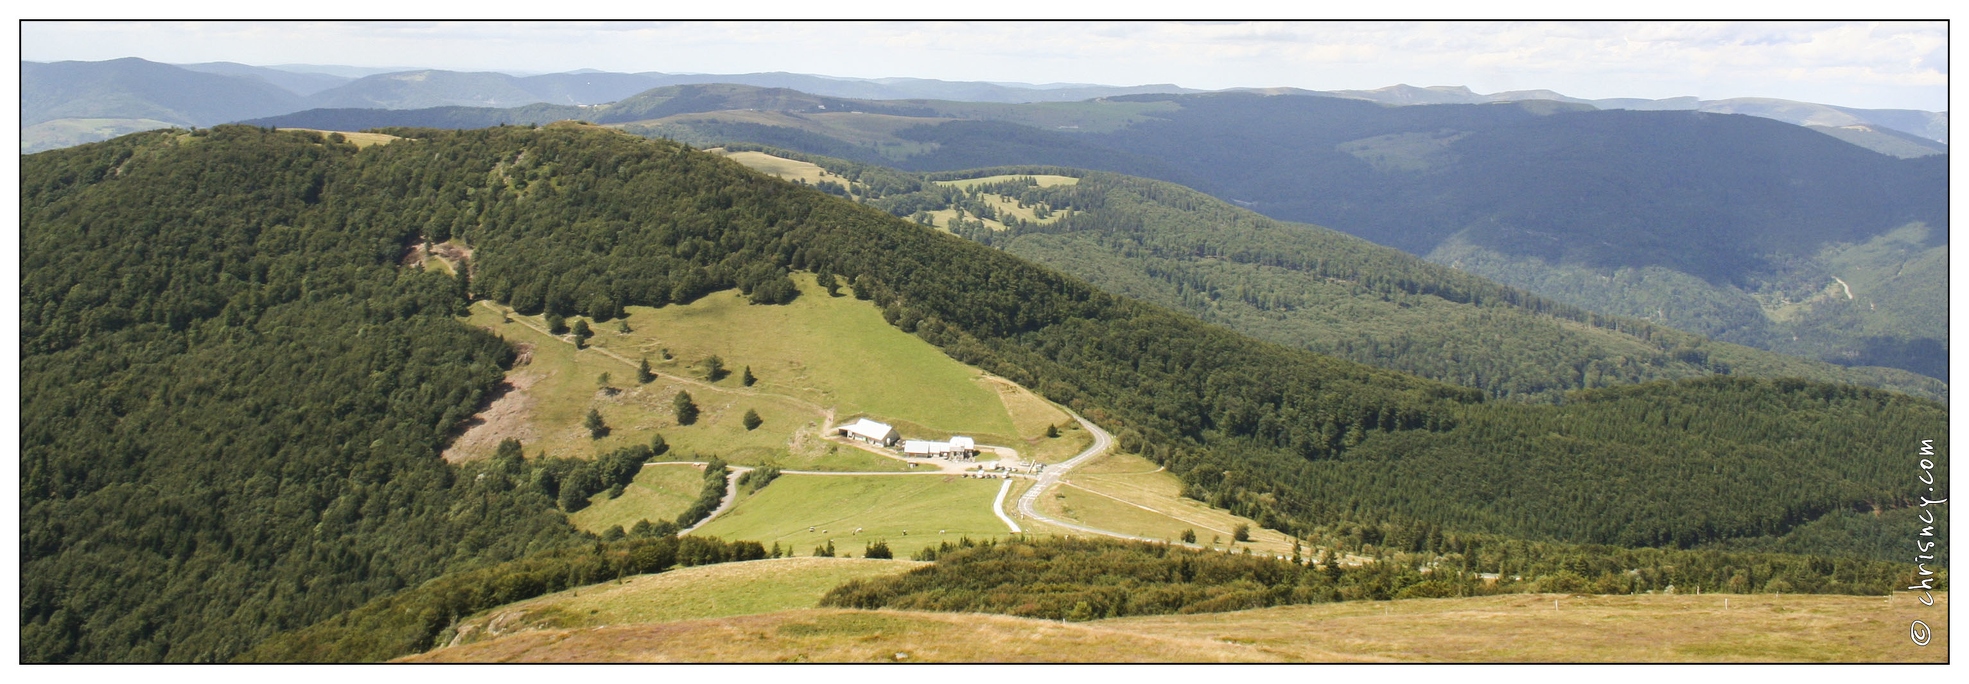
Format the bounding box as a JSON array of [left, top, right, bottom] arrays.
[[567, 464, 708, 533], [457, 301, 821, 464], [586, 273, 1020, 440], [442, 557, 924, 647], [689, 474, 1012, 558], [273, 128, 400, 149], [1101, 592, 1950, 662], [22, 117, 180, 153], [937, 174, 1080, 189], [452, 274, 1063, 467], [405, 592, 1948, 663], [1043, 452, 1299, 555], [717, 150, 860, 190]]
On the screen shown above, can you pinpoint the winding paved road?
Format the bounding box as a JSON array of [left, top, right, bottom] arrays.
[[1012, 410, 1168, 543], [993, 478, 1021, 533], [678, 464, 752, 535], [495, 300, 1156, 542]]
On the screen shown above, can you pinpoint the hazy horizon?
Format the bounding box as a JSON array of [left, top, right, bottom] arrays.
[[20, 20, 1950, 112]]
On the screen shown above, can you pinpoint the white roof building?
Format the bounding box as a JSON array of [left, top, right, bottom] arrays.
[[836, 418, 898, 446], [903, 437, 979, 457]]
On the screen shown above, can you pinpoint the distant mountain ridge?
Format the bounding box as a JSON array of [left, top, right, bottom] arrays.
[[22, 58, 304, 128], [1323, 84, 1948, 144], [20, 58, 1946, 152]]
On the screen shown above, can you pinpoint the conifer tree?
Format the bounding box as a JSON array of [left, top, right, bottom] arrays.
[[673, 391, 699, 425], [585, 408, 608, 439]]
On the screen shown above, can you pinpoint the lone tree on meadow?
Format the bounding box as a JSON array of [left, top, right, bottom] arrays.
[[584, 408, 609, 439], [546, 312, 568, 335], [741, 366, 756, 386], [742, 409, 763, 431], [673, 391, 699, 425], [864, 540, 893, 559], [1232, 524, 1250, 543], [703, 355, 727, 382], [1046, 424, 1060, 438], [1180, 529, 1196, 544], [637, 357, 655, 384], [571, 319, 592, 348]]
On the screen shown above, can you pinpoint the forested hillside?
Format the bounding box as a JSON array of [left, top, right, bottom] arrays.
[[21, 125, 1945, 661], [18, 129, 593, 661], [396, 87, 1934, 380], [825, 536, 1917, 620], [786, 158, 1939, 402]]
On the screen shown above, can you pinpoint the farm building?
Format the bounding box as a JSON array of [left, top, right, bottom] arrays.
[[902, 436, 979, 459], [836, 418, 899, 446]]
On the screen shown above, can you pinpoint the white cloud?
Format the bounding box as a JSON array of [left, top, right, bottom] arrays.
[[18, 20, 1949, 110]]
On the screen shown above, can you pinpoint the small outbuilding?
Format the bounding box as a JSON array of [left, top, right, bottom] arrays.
[[902, 436, 979, 459], [836, 418, 899, 447]]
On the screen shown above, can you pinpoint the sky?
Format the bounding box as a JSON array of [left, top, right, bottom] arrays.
[[16, 19, 1953, 111]]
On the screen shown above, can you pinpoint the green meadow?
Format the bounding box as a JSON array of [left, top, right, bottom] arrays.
[[585, 273, 1021, 440], [689, 473, 1013, 558], [567, 463, 709, 534], [444, 557, 925, 648], [934, 174, 1079, 190]]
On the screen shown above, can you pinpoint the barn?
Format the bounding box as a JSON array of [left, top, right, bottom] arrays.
[[835, 418, 899, 447]]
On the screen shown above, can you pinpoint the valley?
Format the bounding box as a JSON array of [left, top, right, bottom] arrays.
[[32, 58, 1944, 377], [716, 148, 1945, 404], [20, 122, 1946, 665]]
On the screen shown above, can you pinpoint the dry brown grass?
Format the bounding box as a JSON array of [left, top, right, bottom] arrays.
[[278, 128, 399, 148], [405, 593, 1948, 663], [404, 608, 1284, 663], [982, 375, 1088, 463], [1106, 592, 1950, 663], [1044, 451, 1299, 555]]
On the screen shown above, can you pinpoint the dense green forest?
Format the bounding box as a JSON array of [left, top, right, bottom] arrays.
[[17, 128, 592, 661], [21, 125, 1945, 662], [824, 537, 1925, 622], [241, 532, 770, 662], [1434, 227, 1950, 382], [818, 162, 1943, 402]]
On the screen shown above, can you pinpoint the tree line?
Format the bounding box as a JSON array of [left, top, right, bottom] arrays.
[[825, 536, 1928, 623]]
